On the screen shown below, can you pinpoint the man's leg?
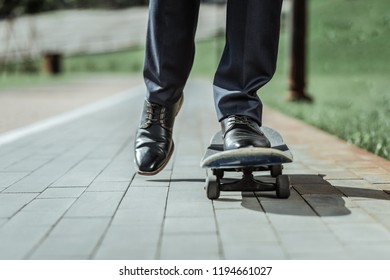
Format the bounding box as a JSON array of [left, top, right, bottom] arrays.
[[144, 0, 201, 106], [213, 0, 283, 150], [135, 0, 201, 175]]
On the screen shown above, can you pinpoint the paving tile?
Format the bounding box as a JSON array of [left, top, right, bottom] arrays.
[[0, 193, 38, 218], [0, 218, 7, 227], [255, 187, 302, 201], [240, 194, 265, 211], [212, 194, 244, 209], [353, 199, 390, 214], [4, 174, 58, 193], [31, 218, 110, 259], [65, 192, 124, 217], [294, 183, 344, 195], [259, 194, 316, 216], [171, 169, 205, 181], [321, 207, 377, 224], [336, 161, 380, 169], [0, 226, 51, 259], [49, 217, 111, 237], [118, 186, 168, 210], [288, 174, 329, 185], [328, 179, 375, 188], [267, 214, 329, 232], [52, 159, 110, 187], [302, 194, 352, 208], [218, 222, 279, 245], [4, 211, 64, 227], [38, 187, 86, 198], [344, 243, 390, 260], [320, 207, 377, 224], [4, 142, 99, 192], [327, 223, 390, 243], [131, 176, 171, 188], [165, 199, 214, 217], [336, 186, 390, 200], [324, 170, 361, 180], [168, 182, 208, 202], [313, 206, 353, 217], [288, 248, 351, 260], [0, 147, 36, 170], [93, 160, 135, 182], [363, 174, 390, 184], [94, 225, 161, 260], [31, 237, 97, 259], [371, 213, 390, 230], [350, 167, 389, 175], [87, 181, 129, 192], [376, 184, 390, 191], [278, 232, 344, 256], [0, 172, 28, 188], [86, 144, 123, 159], [23, 198, 76, 213], [305, 195, 367, 217], [215, 208, 277, 244], [4, 156, 53, 172], [305, 164, 343, 173], [163, 217, 216, 234], [159, 233, 220, 260], [112, 209, 165, 227]]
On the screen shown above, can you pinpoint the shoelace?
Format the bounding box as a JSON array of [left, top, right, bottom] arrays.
[[224, 115, 260, 136], [227, 115, 252, 126], [144, 102, 171, 131]]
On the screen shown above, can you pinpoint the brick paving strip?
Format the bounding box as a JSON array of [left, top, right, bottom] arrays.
[[0, 79, 389, 260]]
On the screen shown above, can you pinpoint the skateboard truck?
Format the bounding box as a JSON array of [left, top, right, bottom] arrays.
[[206, 166, 291, 200]]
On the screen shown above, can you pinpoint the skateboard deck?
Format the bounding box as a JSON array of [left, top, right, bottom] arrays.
[[201, 126, 293, 169], [201, 126, 293, 200]]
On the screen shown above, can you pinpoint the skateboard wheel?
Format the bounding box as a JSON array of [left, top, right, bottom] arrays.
[[206, 173, 220, 200], [271, 164, 283, 177], [276, 175, 290, 199]]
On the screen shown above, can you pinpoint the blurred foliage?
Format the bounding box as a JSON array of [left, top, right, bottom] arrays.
[[0, 0, 148, 18]]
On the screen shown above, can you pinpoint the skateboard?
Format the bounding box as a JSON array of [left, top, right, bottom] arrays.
[[201, 126, 293, 200]]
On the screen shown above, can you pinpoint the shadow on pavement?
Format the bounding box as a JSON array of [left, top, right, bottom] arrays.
[[241, 174, 389, 217]]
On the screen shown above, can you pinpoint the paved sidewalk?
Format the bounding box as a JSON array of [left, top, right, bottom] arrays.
[[0, 79, 389, 260]]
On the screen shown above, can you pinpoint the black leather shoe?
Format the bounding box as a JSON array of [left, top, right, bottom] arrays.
[[134, 97, 183, 175], [221, 115, 271, 150]]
